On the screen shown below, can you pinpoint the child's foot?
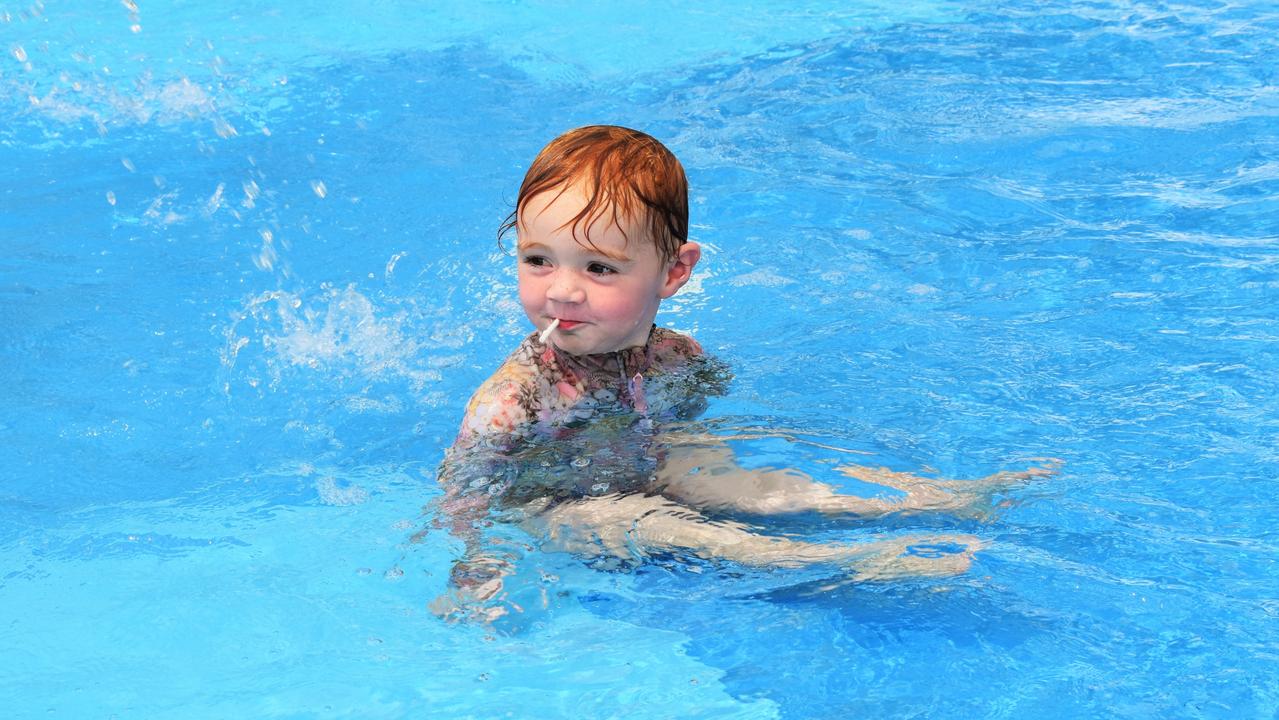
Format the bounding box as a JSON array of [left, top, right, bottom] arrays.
[[846, 534, 987, 581], [836, 459, 1061, 519]]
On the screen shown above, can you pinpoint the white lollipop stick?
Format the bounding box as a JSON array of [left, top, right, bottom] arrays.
[[539, 318, 560, 344]]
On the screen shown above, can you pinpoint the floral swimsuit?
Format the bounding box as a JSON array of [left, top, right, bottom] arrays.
[[441, 325, 726, 511]]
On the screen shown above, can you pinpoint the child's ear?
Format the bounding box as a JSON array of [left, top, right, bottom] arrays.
[[659, 242, 701, 298]]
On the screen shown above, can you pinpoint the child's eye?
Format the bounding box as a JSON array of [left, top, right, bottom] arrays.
[[587, 262, 617, 276], [521, 255, 551, 268]]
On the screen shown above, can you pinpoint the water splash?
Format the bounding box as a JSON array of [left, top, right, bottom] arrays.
[[220, 284, 441, 395]]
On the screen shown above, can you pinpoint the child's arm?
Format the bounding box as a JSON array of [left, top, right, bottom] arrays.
[[435, 367, 534, 530], [429, 365, 538, 621]]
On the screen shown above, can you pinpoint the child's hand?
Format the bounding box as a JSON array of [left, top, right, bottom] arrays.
[[429, 556, 517, 624]]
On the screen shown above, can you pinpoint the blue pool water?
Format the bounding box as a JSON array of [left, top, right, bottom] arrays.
[[3, 1, 1278, 717]]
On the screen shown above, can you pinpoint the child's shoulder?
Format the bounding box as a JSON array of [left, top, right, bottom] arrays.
[[648, 326, 704, 367], [644, 326, 730, 414], [456, 336, 545, 443]]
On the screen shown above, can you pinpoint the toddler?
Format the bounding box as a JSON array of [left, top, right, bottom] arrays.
[[431, 125, 1054, 621]]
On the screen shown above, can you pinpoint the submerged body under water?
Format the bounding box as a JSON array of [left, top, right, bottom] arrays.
[[429, 326, 1050, 622], [3, 0, 1278, 717]]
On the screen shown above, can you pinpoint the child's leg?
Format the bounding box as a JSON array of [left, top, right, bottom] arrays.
[[655, 442, 891, 515], [656, 440, 1058, 518], [833, 461, 1058, 517], [528, 493, 982, 579]]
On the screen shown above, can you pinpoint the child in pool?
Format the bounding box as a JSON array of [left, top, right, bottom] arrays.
[[432, 125, 1054, 620]]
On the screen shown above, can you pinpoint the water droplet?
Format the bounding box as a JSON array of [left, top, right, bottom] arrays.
[[571, 456, 591, 468], [253, 243, 277, 271], [384, 566, 404, 581], [241, 180, 259, 208], [11, 45, 27, 63], [310, 180, 327, 198], [385, 251, 406, 277], [105, 191, 116, 206], [204, 182, 224, 215], [214, 117, 238, 139], [129, 24, 141, 33], [120, 157, 135, 172]]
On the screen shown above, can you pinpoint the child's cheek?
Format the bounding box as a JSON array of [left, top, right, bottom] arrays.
[[517, 275, 544, 316], [598, 284, 647, 323]]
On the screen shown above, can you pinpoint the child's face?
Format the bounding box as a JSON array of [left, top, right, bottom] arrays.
[[516, 184, 686, 355]]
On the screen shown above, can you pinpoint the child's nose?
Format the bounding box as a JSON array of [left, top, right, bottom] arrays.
[[546, 271, 586, 304]]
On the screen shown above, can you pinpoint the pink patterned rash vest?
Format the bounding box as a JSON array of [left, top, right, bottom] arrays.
[[454, 325, 708, 450]]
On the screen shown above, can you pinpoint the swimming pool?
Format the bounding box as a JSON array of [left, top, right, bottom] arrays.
[[3, 0, 1277, 716]]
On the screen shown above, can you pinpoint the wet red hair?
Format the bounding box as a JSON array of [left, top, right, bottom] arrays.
[[497, 125, 688, 262]]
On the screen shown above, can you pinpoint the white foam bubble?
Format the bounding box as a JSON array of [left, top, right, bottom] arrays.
[[316, 476, 369, 506]]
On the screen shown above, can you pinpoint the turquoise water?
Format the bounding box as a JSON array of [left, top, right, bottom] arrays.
[[3, 1, 1278, 717]]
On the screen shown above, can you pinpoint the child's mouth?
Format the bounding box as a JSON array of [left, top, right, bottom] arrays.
[[556, 320, 583, 330]]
